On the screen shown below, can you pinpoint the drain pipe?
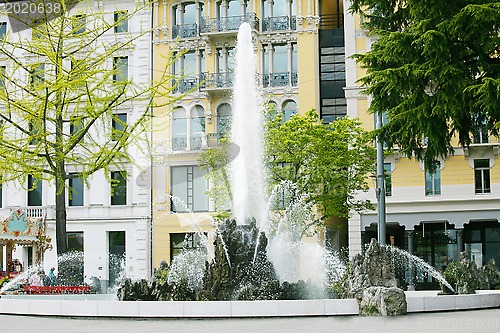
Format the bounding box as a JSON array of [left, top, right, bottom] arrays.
[[376, 111, 386, 245]]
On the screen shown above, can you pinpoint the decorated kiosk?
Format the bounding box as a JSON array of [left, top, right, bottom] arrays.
[[0, 209, 51, 280]]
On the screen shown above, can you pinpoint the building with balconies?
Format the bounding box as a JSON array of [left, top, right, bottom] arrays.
[[152, 0, 344, 266]]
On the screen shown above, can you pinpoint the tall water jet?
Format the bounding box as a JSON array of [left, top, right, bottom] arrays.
[[231, 23, 268, 230]]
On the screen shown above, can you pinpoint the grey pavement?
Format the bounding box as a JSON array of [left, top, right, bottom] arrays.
[[1, 308, 499, 333]]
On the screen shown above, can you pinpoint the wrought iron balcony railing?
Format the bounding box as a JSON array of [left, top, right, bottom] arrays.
[[200, 13, 259, 33], [200, 72, 234, 89], [172, 77, 201, 93], [172, 23, 199, 38], [172, 137, 187, 151], [262, 71, 298, 88], [262, 16, 296, 32]]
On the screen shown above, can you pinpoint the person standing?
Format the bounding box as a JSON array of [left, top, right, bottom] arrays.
[[47, 267, 56, 286]]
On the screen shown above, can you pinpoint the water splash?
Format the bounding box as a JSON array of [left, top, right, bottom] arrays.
[[168, 248, 206, 291], [0, 264, 42, 292], [383, 245, 455, 293]]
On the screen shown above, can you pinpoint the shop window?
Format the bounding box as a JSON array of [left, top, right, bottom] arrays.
[[66, 231, 84, 252]]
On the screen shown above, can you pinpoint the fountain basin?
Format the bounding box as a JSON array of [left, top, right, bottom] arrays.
[[0, 291, 499, 318]]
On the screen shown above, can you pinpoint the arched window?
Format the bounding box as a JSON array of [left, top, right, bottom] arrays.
[[217, 103, 232, 138], [282, 100, 297, 122], [264, 100, 278, 120], [190, 105, 205, 150], [172, 107, 187, 151]]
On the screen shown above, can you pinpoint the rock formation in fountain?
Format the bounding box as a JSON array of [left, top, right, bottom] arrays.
[[341, 238, 407, 316], [117, 219, 319, 301], [197, 218, 277, 300]]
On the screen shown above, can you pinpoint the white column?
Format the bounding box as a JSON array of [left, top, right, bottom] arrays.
[[287, 41, 292, 84]]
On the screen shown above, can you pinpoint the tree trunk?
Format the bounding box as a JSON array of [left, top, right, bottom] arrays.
[[55, 174, 67, 255]]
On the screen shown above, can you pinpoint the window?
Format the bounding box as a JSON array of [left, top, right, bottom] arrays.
[[262, 0, 296, 31], [113, 56, 128, 82], [69, 176, 84, 206], [171, 166, 208, 212], [72, 14, 86, 34], [473, 119, 489, 144], [66, 231, 84, 252], [320, 46, 346, 81], [111, 171, 127, 205], [321, 98, 347, 124], [172, 107, 187, 151], [474, 159, 491, 194], [282, 100, 297, 122], [0, 66, 5, 89], [28, 120, 40, 145], [109, 231, 125, 288], [217, 103, 231, 138], [172, 2, 203, 37], [172, 51, 203, 93], [114, 11, 128, 33], [214, 47, 235, 88], [0, 22, 6, 39], [28, 175, 42, 206], [170, 233, 203, 261], [70, 116, 84, 139], [384, 163, 392, 196], [30, 63, 44, 89], [111, 113, 127, 141], [263, 43, 298, 87], [190, 106, 205, 150], [425, 162, 441, 196]]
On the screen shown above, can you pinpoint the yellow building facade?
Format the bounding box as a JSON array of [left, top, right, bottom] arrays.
[[345, 3, 500, 289], [151, 0, 343, 267]]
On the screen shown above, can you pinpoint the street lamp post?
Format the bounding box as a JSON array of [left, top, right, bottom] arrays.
[[376, 111, 386, 245]]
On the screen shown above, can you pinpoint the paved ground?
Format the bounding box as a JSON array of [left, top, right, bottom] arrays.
[[2, 308, 499, 333]]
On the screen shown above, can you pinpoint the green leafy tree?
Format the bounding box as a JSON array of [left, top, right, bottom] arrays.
[[350, 0, 500, 167], [0, 1, 173, 254], [199, 140, 233, 218], [265, 109, 376, 222]]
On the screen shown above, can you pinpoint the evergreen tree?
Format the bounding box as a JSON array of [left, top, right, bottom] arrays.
[[350, 0, 500, 167]]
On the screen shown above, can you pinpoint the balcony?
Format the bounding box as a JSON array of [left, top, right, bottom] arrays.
[[200, 13, 259, 36], [200, 72, 234, 91], [262, 71, 298, 88], [172, 23, 199, 39], [262, 16, 296, 32], [172, 77, 201, 94]]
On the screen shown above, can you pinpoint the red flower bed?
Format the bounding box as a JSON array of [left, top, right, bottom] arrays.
[[23, 285, 91, 294]]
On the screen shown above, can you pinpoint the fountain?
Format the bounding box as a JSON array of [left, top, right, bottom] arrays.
[[230, 23, 268, 230], [117, 23, 457, 304]]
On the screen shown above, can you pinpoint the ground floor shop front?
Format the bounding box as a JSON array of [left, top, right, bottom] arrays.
[[354, 207, 500, 290]]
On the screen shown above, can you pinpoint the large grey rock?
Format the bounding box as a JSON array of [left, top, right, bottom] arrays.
[[360, 286, 407, 316], [342, 238, 398, 299]]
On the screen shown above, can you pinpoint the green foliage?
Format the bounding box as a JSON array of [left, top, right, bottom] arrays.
[[198, 140, 233, 213], [265, 109, 376, 219], [350, 1, 500, 168], [442, 256, 500, 294]]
